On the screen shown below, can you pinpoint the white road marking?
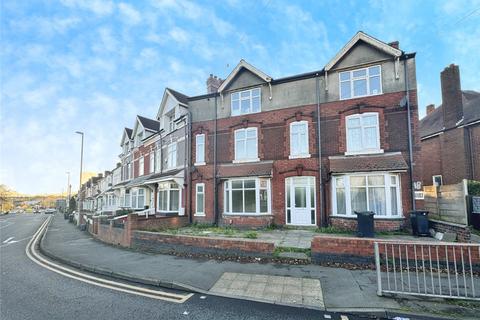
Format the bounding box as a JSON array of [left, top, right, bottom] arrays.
[[0, 236, 32, 248], [3, 237, 14, 243], [0, 222, 14, 229], [26, 216, 193, 303]]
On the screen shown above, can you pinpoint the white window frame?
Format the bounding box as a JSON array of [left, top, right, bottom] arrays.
[[166, 142, 177, 170], [289, 121, 310, 159], [168, 114, 175, 132], [195, 134, 206, 165], [433, 175, 443, 187], [345, 112, 383, 155], [195, 183, 205, 216], [233, 127, 259, 163], [331, 172, 402, 218], [223, 177, 271, 215], [156, 182, 183, 215], [155, 148, 161, 173], [339, 65, 382, 100], [231, 88, 261, 116], [150, 152, 155, 174], [139, 157, 144, 176]]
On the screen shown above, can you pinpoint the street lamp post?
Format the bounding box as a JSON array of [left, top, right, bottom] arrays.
[[66, 171, 70, 212], [75, 131, 84, 213]]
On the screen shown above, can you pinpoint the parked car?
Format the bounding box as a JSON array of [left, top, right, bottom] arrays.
[[45, 208, 56, 214]]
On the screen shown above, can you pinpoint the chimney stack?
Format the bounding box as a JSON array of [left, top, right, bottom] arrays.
[[388, 41, 399, 49], [206, 74, 223, 94], [440, 64, 463, 129], [426, 104, 435, 115]]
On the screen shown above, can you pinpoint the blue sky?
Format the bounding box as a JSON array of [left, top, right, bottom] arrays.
[[1, 0, 479, 194]]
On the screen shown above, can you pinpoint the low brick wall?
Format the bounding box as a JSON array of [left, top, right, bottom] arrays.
[[429, 219, 471, 242], [93, 223, 130, 247], [132, 215, 189, 231], [220, 215, 274, 229], [311, 235, 378, 265], [132, 231, 275, 258], [330, 216, 404, 232], [311, 235, 480, 267]]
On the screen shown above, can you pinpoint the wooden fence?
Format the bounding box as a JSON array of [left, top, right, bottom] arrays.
[[423, 180, 468, 225]]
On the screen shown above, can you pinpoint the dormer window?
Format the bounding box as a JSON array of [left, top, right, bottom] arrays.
[[168, 114, 175, 132], [231, 88, 261, 116], [135, 132, 143, 147], [340, 65, 382, 100]]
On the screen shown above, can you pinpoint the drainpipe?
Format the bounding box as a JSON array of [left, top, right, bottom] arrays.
[[185, 108, 193, 223], [315, 74, 326, 227], [404, 56, 416, 211], [213, 95, 219, 225]]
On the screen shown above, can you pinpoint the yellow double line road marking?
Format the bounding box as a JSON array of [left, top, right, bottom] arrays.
[[26, 216, 193, 303]]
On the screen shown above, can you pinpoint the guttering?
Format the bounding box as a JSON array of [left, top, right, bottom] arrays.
[[315, 73, 326, 227], [404, 56, 416, 211], [213, 94, 219, 225]]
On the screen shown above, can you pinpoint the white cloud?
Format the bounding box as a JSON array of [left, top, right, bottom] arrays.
[[169, 27, 190, 44], [118, 3, 142, 25], [60, 0, 114, 16]]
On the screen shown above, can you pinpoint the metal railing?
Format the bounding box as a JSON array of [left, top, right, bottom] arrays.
[[374, 241, 480, 300], [137, 208, 155, 217]]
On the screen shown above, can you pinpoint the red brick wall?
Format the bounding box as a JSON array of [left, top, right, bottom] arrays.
[[329, 216, 404, 232], [92, 223, 130, 247], [220, 215, 274, 229], [132, 231, 275, 257], [311, 235, 480, 265], [190, 90, 419, 228], [131, 214, 189, 231], [429, 219, 471, 242]]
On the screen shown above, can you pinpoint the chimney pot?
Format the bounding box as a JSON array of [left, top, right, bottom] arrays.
[[426, 104, 435, 115], [206, 73, 223, 94], [388, 41, 399, 49]]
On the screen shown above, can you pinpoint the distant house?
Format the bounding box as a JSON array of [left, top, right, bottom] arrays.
[[419, 64, 480, 186]]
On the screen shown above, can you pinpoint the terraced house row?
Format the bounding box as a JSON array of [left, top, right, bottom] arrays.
[[79, 31, 423, 231]]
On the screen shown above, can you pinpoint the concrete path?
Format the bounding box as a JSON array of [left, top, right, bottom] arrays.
[[41, 214, 400, 311]]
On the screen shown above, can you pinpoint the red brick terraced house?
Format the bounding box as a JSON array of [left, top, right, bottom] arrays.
[[180, 31, 422, 230], [419, 64, 480, 187]]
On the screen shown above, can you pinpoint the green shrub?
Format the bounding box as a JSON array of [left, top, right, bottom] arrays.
[[244, 231, 258, 239], [467, 180, 480, 196]]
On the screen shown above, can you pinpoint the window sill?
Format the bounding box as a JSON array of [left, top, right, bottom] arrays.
[[344, 149, 384, 156], [330, 214, 404, 220], [223, 212, 272, 217], [289, 154, 311, 159], [339, 91, 383, 101], [232, 158, 260, 164], [194, 213, 205, 217], [194, 162, 206, 166]]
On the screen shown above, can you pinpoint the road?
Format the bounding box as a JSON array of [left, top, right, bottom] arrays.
[[0, 213, 441, 320]]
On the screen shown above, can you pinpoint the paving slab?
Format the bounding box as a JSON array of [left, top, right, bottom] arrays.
[[210, 272, 325, 309]]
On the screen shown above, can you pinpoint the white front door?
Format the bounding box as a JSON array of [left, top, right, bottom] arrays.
[[286, 176, 316, 226]]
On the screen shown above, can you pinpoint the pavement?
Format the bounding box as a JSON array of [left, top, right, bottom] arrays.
[[1, 213, 371, 320], [38, 214, 480, 319]]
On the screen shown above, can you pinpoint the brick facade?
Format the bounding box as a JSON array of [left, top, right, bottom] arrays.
[[329, 216, 404, 232]]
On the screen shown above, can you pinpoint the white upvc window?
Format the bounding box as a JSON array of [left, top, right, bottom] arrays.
[[155, 149, 161, 173], [332, 173, 402, 217], [128, 163, 132, 179], [346, 112, 382, 155], [195, 183, 205, 216], [433, 175, 443, 187], [289, 121, 310, 158], [157, 182, 181, 214], [224, 178, 270, 215], [340, 65, 382, 100], [150, 152, 155, 174], [166, 142, 177, 169], [124, 191, 131, 208], [139, 157, 144, 176], [231, 88, 261, 116], [135, 131, 143, 147], [168, 114, 175, 132], [195, 134, 205, 165], [234, 127, 258, 162], [130, 188, 145, 210]]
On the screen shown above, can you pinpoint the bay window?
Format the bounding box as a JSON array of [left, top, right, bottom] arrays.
[[130, 188, 145, 209], [290, 121, 309, 158], [224, 178, 270, 215], [231, 88, 261, 116], [195, 134, 205, 165], [340, 65, 382, 100], [332, 173, 401, 217], [157, 182, 181, 214], [124, 191, 131, 207], [346, 112, 381, 154], [234, 127, 258, 162]]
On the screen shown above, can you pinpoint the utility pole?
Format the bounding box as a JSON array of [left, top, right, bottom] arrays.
[[75, 131, 84, 212], [66, 171, 70, 211]]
